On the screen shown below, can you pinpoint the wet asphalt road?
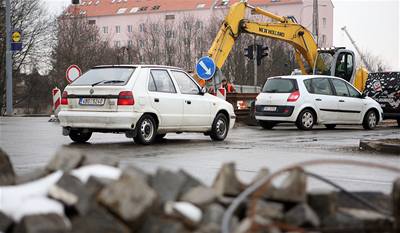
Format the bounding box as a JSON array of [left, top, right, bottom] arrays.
[[0, 117, 399, 193]]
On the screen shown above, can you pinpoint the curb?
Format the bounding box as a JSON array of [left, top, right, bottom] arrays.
[[359, 139, 400, 155]]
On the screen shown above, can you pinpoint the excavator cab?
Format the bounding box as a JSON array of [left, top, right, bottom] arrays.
[[314, 47, 356, 83]]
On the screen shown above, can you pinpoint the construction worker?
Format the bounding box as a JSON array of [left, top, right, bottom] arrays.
[[221, 79, 236, 93]]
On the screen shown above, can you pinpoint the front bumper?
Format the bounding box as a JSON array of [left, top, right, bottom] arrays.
[[58, 110, 142, 130]]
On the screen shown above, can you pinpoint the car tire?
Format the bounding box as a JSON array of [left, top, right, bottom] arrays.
[[296, 109, 315, 130], [325, 124, 336, 130], [259, 121, 276, 130], [155, 134, 166, 141], [363, 110, 378, 130], [135, 115, 157, 145], [69, 130, 92, 143], [210, 113, 229, 141]]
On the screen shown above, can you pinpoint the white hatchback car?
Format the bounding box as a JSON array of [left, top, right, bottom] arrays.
[[58, 65, 236, 144], [255, 75, 383, 130]]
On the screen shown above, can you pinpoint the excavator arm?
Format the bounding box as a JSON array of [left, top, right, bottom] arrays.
[[208, 2, 319, 74]]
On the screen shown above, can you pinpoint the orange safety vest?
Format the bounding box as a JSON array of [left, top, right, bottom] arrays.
[[221, 83, 234, 93]]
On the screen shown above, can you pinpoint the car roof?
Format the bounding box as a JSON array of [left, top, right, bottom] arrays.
[[92, 64, 184, 70], [270, 75, 343, 80]]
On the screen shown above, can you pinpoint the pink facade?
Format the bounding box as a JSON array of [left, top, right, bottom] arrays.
[[69, 0, 333, 48]]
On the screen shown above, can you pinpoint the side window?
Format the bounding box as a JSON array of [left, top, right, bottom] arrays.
[[148, 70, 176, 93], [303, 79, 313, 93], [346, 82, 361, 98], [311, 78, 333, 95], [171, 71, 200, 95], [331, 79, 350, 97]]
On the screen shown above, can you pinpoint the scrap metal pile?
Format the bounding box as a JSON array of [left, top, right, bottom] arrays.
[[0, 148, 399, 233]]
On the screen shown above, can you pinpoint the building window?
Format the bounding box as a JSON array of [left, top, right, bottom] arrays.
[[114, 40, 121, 47], [152, 5, 160, 10], [183, 22, 190, 30], [322, 34, 326, 45], [139, 23, 146, 32], [139, 6, 148, 11], [103, 26, 108, 34], [88, 20, 96, 25], [127, 40, 133, 47], [165, 14, 175, 20], [116, 25, 121, 33], [139, 40, 144, 48], [127, 25, 133, 33], [322, 17, 327, 28], [151, 24, 158, 32]]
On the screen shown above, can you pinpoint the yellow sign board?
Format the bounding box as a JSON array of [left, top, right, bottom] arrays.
[[12, 31, 21, 43]]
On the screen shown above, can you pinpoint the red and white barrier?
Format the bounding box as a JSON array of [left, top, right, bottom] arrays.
[[217, 87, 226, 100], [52, 87, 61, 116]]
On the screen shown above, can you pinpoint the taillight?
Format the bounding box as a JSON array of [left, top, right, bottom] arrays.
[[287, 90, 300, 102], [118, 91, 134, 105], [61, 91, 68, 105]]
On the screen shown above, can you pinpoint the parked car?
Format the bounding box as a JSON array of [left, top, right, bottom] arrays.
[[58, 65, 236, 144], [363, 72, 400, 127], [255, 75, 383, 130]]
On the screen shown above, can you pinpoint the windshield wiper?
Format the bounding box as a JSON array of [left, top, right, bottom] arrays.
[[91, 80, 124, 87]]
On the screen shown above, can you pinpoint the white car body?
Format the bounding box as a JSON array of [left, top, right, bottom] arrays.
[[255, 75, 383, 129], [59, 65, 235, 143]]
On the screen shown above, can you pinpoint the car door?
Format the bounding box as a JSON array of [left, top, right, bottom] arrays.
[[304, 78, 338, 123], [170, 70, 212, 129], [148, 69, 183, 129], [330, 78, 363, 123]]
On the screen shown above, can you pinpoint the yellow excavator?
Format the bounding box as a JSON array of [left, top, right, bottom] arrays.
[[206, 1, 369, 91]]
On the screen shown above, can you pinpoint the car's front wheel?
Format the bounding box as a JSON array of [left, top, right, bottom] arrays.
[[296, 109, 316, 130], [69, 130, 92, 143], [135, 115, 157, 145], [259, 121, 276, 130], [363, 110, 378, 130], [210, 113, 229, 141]]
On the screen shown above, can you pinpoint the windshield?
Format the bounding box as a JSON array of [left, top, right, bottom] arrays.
[[314, 52, 334, 75], [262, 78, 297, 93], [71, 67, 135, 86]]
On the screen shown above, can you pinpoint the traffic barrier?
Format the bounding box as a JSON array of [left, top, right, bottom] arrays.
[[49, 87, 61, 122]]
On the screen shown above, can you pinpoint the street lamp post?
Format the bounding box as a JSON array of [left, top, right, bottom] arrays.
[[5, 0, 12, 115]]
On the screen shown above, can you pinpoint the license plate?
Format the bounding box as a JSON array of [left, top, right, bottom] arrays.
[[79, 98, 105, 106], [264, 106, 277, 112]]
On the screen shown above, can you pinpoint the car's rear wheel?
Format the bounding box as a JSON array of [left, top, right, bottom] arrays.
[[363, 110, 378, 130], [210, 113, 229, 141], [259, 121, 276, 130], [135, 115, 157, 145], [325, 124, 336, 130], [69, 130, 92, 143], [296, 109, 315, 130]]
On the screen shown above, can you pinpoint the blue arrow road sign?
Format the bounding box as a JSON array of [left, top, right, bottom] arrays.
[[196, 56, 216, 81]]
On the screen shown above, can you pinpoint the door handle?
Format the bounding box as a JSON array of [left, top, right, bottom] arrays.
[[185, 100, 191, 104], [154, 98, 159, 103], [315, 98, 322, 101], [339, 100, 345, 102]]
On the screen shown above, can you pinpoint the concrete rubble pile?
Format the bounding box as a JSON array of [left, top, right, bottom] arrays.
[[0, 148, 399, 233]]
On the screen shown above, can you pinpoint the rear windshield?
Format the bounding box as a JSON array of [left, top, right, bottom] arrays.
[[262, 78, 297, 93], [71, 67, 135, 86]]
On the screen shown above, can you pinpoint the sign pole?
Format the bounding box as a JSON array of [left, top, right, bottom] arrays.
[[253, 35, 258, 86], [5, 0, 13, 115]]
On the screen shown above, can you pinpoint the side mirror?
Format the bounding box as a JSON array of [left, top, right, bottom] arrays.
[[360, 93, 367, 98], [200, 87, 207, 95]]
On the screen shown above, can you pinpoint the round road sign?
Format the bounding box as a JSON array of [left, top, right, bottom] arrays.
[[196, 56, 216, 81], [12, 31, 21, 43], [66, 65, 82, 83]]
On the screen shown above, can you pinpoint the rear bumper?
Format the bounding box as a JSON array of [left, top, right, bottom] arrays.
[[255, 105, 298, 122], [59, 110, 142, 130]]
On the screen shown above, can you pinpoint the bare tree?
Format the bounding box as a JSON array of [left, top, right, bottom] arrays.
[[359, 50, 391, 72]]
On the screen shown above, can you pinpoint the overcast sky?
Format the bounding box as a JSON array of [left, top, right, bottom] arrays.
[[44, 0, 400, 70]]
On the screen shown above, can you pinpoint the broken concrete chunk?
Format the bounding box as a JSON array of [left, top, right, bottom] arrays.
[[202, 203, 225, 225], [339, 208, 393, 230], [46, 148, 83, 172], [71, 207, 130, 233], [307, 190, 337, 219], [0, 148, 16, 186], [81, 154, 119, 167], [138, 215, 189, 233], [122, 165, 151, 185], [212, 163, 243, 197], [13, 214, 70, 233], [178, 170, 203, 196], [15, 169, 47, 185], [285, 203, 320, 227], [151, 168, 187, 204], [193, 223, 220, 233], [251, 200, 284, 220], [336, 191, 391, 212], [235, 216, 279, 233], [98, 169, 157, 231], [180, 186, 217, 208], [165, 202, 203, 227], [250, 167, 270, 185], [268, 168, 307, 203], [393, 178, 400, 231], [0, 211, 13, 233]]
